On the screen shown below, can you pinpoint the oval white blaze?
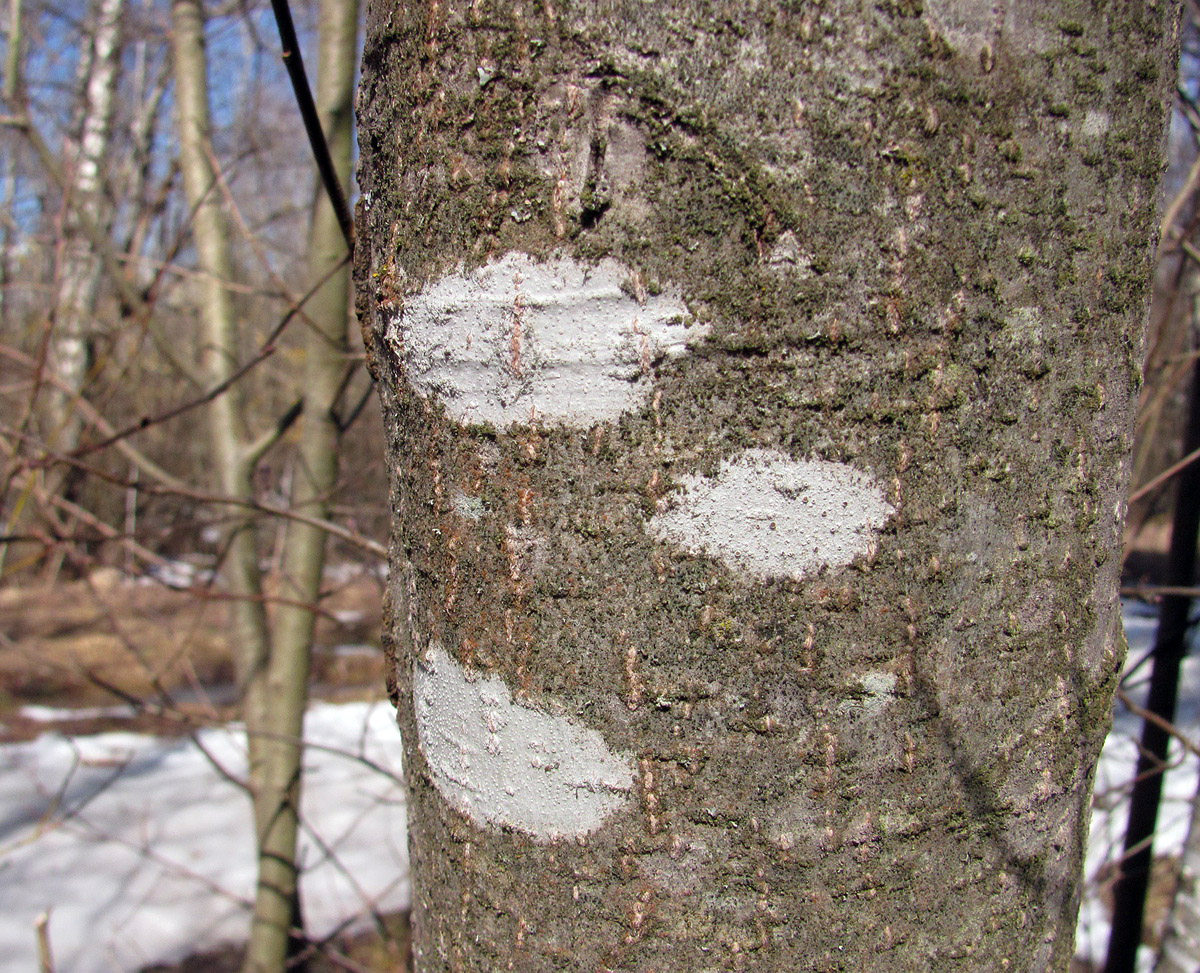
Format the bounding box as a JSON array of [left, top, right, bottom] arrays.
[[649, 449, 894, 580], [413, 644, 635, 841], [389, 253, 702, 428]]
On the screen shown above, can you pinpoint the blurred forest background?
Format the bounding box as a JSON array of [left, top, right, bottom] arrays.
[[0, 1, 1199, 971], [0, 0, 387, 715]]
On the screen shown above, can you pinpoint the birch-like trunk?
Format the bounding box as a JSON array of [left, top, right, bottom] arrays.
[[48, 0, 123, 454], [357, 1, 1177, 969]]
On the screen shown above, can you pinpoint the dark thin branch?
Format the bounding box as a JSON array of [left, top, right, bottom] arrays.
[[270, 0, 354, 252], [1121, 584, 1200, 599], [336, 377, 375, 434], [1128, 443, 1200, 505], [64, 253, 349, 461]]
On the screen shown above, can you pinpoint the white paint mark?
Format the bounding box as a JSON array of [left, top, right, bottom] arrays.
[[1081, 110, 1111, 139], [923, 0, 998, 55], [413, 643, 635, 840], [766, 230, 814, 278], [852, 671, 898, 716], [649, 450, 894, 580], [390, 253, 702, 428], [449, 489, 485, 521]]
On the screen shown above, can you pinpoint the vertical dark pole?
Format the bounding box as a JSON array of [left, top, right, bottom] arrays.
[[1106, 349, 1200, 973], [269, 0, 354, 252]]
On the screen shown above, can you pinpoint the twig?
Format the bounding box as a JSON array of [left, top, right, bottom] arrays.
[[35, 910, 53, 973], [1118, 688, 1200, 761], [1121, 584, 1200, 599], [0, 343, 189, 492], [1128, 443, 1200, 505], [63, 252, 348, 461], [270, 0, 354, 251]]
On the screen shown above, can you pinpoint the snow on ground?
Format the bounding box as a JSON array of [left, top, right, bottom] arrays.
[[0, 604, 1195, 971], [1078, 603, 1200, 971], [0, 701, 408, 972]]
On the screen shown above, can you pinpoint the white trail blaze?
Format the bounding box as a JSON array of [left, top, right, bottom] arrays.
[[390, 252, 702, 428], [413, 644, 635, 840], [650, 449, 894, 580]]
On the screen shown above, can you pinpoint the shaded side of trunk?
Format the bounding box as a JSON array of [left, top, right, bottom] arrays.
[[357, 1, 1177, 969]]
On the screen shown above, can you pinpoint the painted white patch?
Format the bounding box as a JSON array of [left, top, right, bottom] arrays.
[[923, 0, 998, 53], [853, 671, 898, 716], [649, 449, 894, 580], [390, 253, 702, 428], [449, 488, 485, 521], [413, 643, 635, 840], [766, 230, 814, 279], [1081, 110, 1111, 139], [840, 671, 897, 719]]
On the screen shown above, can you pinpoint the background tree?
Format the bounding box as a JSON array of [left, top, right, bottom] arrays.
[[170, 1, 360, 969], [356, 1, 1177, 969], [46, 0, 124, 469]]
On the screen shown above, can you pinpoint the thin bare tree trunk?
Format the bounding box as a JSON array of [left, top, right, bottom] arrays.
[[170, 0, 269, 700], [169, 0, 278, 957], [48, 0, 123, 455], [1151, 292, 1200, 973], [1157, 766, 1200, 973], [241, 0, 359, 969]]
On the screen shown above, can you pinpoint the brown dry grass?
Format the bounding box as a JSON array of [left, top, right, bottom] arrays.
[[0, 565, 386, 740]]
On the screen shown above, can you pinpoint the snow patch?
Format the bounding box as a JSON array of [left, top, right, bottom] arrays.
[[413, 643, 634, 840], [390, 253, 702, 428], [18, 703, 139, 722], [649, 450, 894, 580], [0, 702, 408, 973]]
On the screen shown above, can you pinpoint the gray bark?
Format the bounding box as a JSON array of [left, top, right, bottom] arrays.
[[357, 2, 1178, 969], [171, 0, 280, 961], [173, 1, 362, 969]]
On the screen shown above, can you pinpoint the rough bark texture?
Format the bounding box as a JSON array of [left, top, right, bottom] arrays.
[[356, 2, 1177, 969]]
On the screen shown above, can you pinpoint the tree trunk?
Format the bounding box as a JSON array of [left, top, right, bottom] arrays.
[[241, 0, 359, 969], [170, 0, 269, 723], [170, 0, 279, 960], [1157, 768, 1200, 973], [48, 0, 123, 456], [174, 1, 363, 970], [356, 2, 1177, 969]]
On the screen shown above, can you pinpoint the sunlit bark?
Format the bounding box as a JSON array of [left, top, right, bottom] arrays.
[[46, 0, 123, 462], [358, 2, 1177, 968], [241, 0, 359, 969]]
